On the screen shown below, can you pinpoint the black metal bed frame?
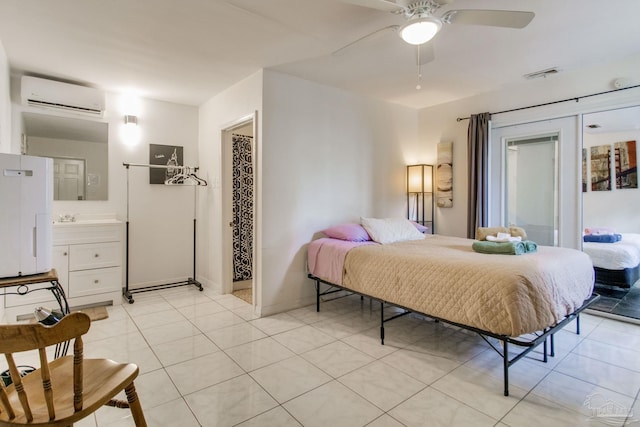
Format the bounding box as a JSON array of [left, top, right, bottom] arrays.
[[309, 274, 599, 396]]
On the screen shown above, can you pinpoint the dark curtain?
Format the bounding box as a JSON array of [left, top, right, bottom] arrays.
[[467, 112, 491, 239]]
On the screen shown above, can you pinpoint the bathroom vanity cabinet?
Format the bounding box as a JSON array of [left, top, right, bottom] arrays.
[[3, 219, 123, 321]]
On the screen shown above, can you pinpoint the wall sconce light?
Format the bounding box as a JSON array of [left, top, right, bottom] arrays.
[[407, 164, 434, 233], [124, 115, 138, 126], [123, 115, 140, 146]]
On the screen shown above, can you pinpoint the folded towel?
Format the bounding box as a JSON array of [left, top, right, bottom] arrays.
[[584, 227, 615, 235], [584, 234, 622, 243], [476, 226, 527, 241], [472, 240, 537, 255], [472, 240, 525, 255], [486, 233, 522, 243], [523, 240, 538, 253]]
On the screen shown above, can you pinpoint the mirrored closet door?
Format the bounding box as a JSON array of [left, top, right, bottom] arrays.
[[582, 106, 639, 232], [581, 105, 640, 320]]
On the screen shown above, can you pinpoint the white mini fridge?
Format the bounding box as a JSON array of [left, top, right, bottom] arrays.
[[0, 153, 53, 278]]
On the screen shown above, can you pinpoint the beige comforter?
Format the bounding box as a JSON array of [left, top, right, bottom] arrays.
[[343, 235, 594, 336]]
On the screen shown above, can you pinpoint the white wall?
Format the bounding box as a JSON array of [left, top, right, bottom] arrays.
[[197, 69, 420, 316], [259, 70, 419, 315], [419, 55, 640, 238], [0, 41, 8, 321], [9, 80, 200, 291], [197, 70, 263, 295], [583, 129, 640, 232], [112, 97, 199, 289], [0, 40, 10, 153]]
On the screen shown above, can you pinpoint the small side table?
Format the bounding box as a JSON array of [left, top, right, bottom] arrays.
[[0, 269, 71, 357]]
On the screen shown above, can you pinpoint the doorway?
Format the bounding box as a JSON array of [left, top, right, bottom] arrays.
[[53, 157, 86, 200], [491, 116, 580, 248], [504, 134, 559, 246], [221, 115, 257, 307]]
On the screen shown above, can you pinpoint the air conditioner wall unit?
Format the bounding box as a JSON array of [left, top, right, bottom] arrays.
[[21, 76, 105, 116]]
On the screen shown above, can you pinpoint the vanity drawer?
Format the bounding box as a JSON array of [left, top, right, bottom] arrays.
[[68, 267, 122, 298], [69, 242, 121, 271], [53, 223, 122, 246]]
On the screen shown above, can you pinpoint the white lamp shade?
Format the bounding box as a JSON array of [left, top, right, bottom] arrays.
[[407, 164, 433, 193], [424, 169, 433, 192], [399, 17, 442, 45]]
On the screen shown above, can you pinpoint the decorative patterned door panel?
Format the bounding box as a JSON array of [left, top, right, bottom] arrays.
[[232, 134, 254, 282]]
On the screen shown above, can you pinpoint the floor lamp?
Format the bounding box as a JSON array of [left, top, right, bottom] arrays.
[[407, 164, 434, 234]]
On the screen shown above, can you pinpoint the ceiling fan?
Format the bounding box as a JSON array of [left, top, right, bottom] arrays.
[[335, 0, 534, 60]]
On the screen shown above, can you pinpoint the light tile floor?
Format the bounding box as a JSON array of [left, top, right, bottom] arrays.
[[12, 287, 640, 426]]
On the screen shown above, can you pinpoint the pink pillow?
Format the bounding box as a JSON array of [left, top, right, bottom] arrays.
[[411, 221, 428, 233], [322, 223, 371, 242]]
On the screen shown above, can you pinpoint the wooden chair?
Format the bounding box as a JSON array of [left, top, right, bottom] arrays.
[[0, 312, 147, 426]]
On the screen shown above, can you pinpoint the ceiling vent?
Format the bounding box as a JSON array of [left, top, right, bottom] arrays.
[[21, 76, 105, 116], [523, 67, 560, 80]]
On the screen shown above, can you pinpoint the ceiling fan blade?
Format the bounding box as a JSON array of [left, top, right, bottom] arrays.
[[415, 43, 435, 66], [443, 10, 535, 29], [339, 0, 404, 13], [332, 25, 399, 56]]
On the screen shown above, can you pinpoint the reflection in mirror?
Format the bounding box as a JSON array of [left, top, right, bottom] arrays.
[[582, 105, 640, 310], [22, 112, 108, 201], [582, 105, 639, 232]]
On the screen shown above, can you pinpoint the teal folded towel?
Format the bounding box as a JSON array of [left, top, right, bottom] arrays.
[[472, 240, 538, 255], [523, 240, 537, 253]]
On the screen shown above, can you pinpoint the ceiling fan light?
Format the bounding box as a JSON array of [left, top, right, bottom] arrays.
[[399, 17, 442, 45]]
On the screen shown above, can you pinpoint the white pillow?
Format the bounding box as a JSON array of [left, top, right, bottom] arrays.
[[360, 217, 425, 244]]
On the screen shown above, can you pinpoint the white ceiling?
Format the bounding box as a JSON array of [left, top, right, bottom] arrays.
[[1, 0, 640, 109], [583, 105, 640, 135]]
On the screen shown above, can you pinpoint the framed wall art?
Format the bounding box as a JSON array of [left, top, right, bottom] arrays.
[[614, 140, 637, 189], [590, 144, 611, 191], [582, 148, 587, 193], [149, 144, 183, 184], [436, 142, 453, 208]]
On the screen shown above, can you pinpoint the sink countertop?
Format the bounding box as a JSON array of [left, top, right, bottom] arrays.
[[53, 213, 121, 225]]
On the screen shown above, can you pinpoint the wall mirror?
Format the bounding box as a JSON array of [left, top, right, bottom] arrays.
[[22, 112, 108, 201], [582, 105, 639, 232], [581, 105, 640, 301]]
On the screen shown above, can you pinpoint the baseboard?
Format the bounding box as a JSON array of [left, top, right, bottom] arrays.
[[198, 277, 222, 294], [585, 308, 640, 325], [259, 293, 316, 317]]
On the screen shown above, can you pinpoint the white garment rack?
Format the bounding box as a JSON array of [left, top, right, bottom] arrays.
[[122, 162, 207, 303]]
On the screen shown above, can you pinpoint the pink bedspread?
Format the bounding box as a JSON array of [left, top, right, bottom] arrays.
[[307, 238, 376, 285]]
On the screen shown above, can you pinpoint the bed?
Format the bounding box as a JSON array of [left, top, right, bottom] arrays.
[[582, 233, 640, 288], [307, 228, 598, 396]]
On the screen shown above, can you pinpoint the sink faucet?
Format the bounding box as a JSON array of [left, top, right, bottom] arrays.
[[58, 214, 76, 223]]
